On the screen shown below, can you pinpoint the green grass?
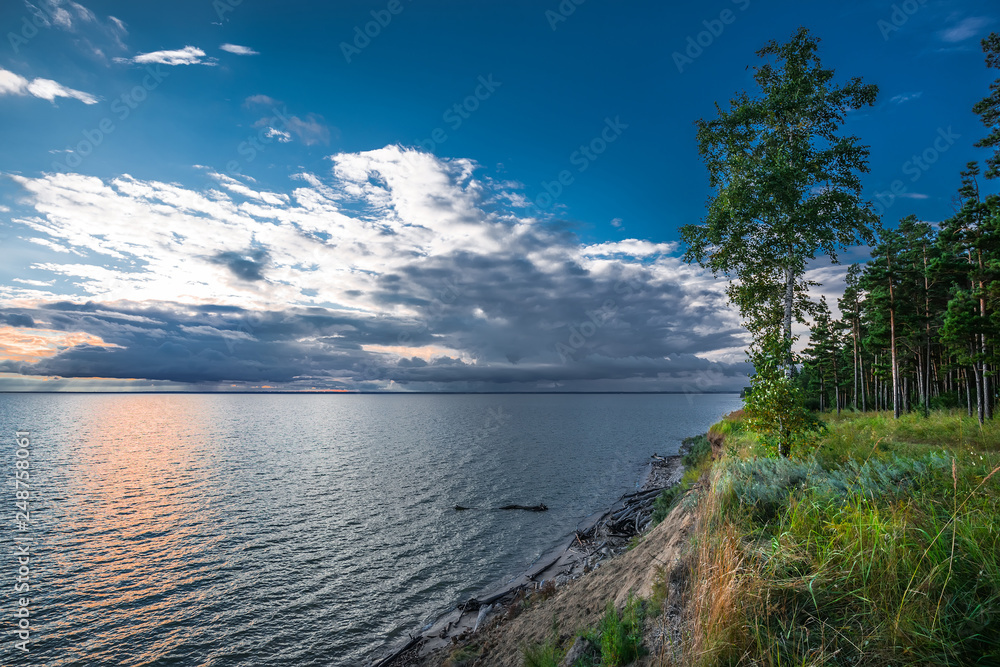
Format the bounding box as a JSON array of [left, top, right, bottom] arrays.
[[521, 596, 645, 667], [686, 409, 1000, 666], [444, 643, 482, 667], [598, 595, 646, 666], [522, 638, 563, 667], [652, 435, 715, 524]]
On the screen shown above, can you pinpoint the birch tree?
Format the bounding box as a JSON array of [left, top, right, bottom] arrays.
[[681, 27, 879, 370]]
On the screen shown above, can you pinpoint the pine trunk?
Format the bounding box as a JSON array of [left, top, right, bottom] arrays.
[[859, 350, 867, 412], [923, 245, 932, 416], [888, 253, 901, 419], [852, 318, 859, 410]]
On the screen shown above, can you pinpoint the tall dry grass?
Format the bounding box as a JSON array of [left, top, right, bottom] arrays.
[[667, 410, 1000, 666]]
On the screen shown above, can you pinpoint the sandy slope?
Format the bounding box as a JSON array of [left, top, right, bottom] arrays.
[[415, 500, 696, 667]]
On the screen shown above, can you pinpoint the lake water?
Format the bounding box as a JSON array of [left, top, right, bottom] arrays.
[[0, 392, 741, 666]]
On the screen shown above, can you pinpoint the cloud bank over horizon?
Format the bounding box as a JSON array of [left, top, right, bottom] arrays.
[[1, 145, 749, 392]]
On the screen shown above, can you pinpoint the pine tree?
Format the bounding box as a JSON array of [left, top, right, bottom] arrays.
[[864, 226, 907, 418], [973, 32, 1000, 179], [838, 264, 867, 410]]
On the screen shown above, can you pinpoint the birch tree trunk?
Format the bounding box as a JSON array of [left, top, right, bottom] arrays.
[[783, 263, 794, 378]]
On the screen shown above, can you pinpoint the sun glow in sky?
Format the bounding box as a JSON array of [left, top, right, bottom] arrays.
[[1, 0, 998, 391], [0, 325, 117, 363]]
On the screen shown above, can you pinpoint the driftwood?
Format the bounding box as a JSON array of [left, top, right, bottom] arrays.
[[454, 503, 548, 512], [377, 453, 686, 666], [570, 453, 684, 558]]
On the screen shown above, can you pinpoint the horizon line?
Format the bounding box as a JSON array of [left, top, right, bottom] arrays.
[[0, 390, 743, 395]]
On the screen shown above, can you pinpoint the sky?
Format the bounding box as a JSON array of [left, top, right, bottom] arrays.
[[0, 0, 998, 392]]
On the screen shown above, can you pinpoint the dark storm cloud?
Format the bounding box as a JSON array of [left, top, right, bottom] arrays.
[[0, 260, 748, 390], [3, 148, 748, 391], [210, 249, 271, 282], [2, 313, 35, 327]]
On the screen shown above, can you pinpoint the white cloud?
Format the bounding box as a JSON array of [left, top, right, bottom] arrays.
[[582, 239, 675, 257], [254, 111, 332, 146], [69, 2, 96, 22], [265, 127, 292, 143], [890, 92, 922, 105], [26, 237, 76, 254], [0, 67, 98, 104], [3, 147, 752, 390], [939, 16, 992, 43], [119, 46, 215, 66], [50, 5, 73, 29], [12, 278, 54, 287], [220, 43, 259, 56], [244, 94, 279, 107], [19, 2, 128, 58], [5, 147, 720, 316], [286, 114, 331, 145], [499, 191, 530, 208]]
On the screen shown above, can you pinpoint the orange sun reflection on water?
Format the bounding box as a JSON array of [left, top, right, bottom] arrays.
[[49, 396, 227, 664]]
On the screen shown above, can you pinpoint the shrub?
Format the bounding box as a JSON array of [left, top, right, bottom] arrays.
[[521, 639, 562, 667], [687, 411, 1000, 666], [445, 643, 482, 667], [598, 595, 645, 666], [682, 434, 712, 467], [652, 434, 716, 524]]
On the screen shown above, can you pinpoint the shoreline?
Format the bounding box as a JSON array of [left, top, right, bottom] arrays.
[[373, 445, 691, 666]]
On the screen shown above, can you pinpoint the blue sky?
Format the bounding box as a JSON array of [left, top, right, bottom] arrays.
[[0, 0, 998, 392]]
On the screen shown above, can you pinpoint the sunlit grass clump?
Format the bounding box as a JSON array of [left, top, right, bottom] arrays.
[[681, 410, 1000, 666]]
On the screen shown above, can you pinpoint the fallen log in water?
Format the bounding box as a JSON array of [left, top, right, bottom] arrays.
[[376, 453, 689, 667], [454, 503, 549, 512]]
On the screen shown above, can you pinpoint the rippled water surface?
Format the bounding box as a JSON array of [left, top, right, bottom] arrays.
[[0, 393, 741, 665]]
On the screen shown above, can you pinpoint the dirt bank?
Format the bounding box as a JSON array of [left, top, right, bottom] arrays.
[[374, 447, 699, 667], [413, 498, 695, 666]]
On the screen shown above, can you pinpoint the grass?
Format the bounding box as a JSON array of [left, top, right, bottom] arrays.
[[652, 434, 716, 524], [522, 637, 563, 667], [675, 409, 1000, 666], [521, 595, 646, 667], [598, 595, 646, 666], [444, 643, 482, 667]]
